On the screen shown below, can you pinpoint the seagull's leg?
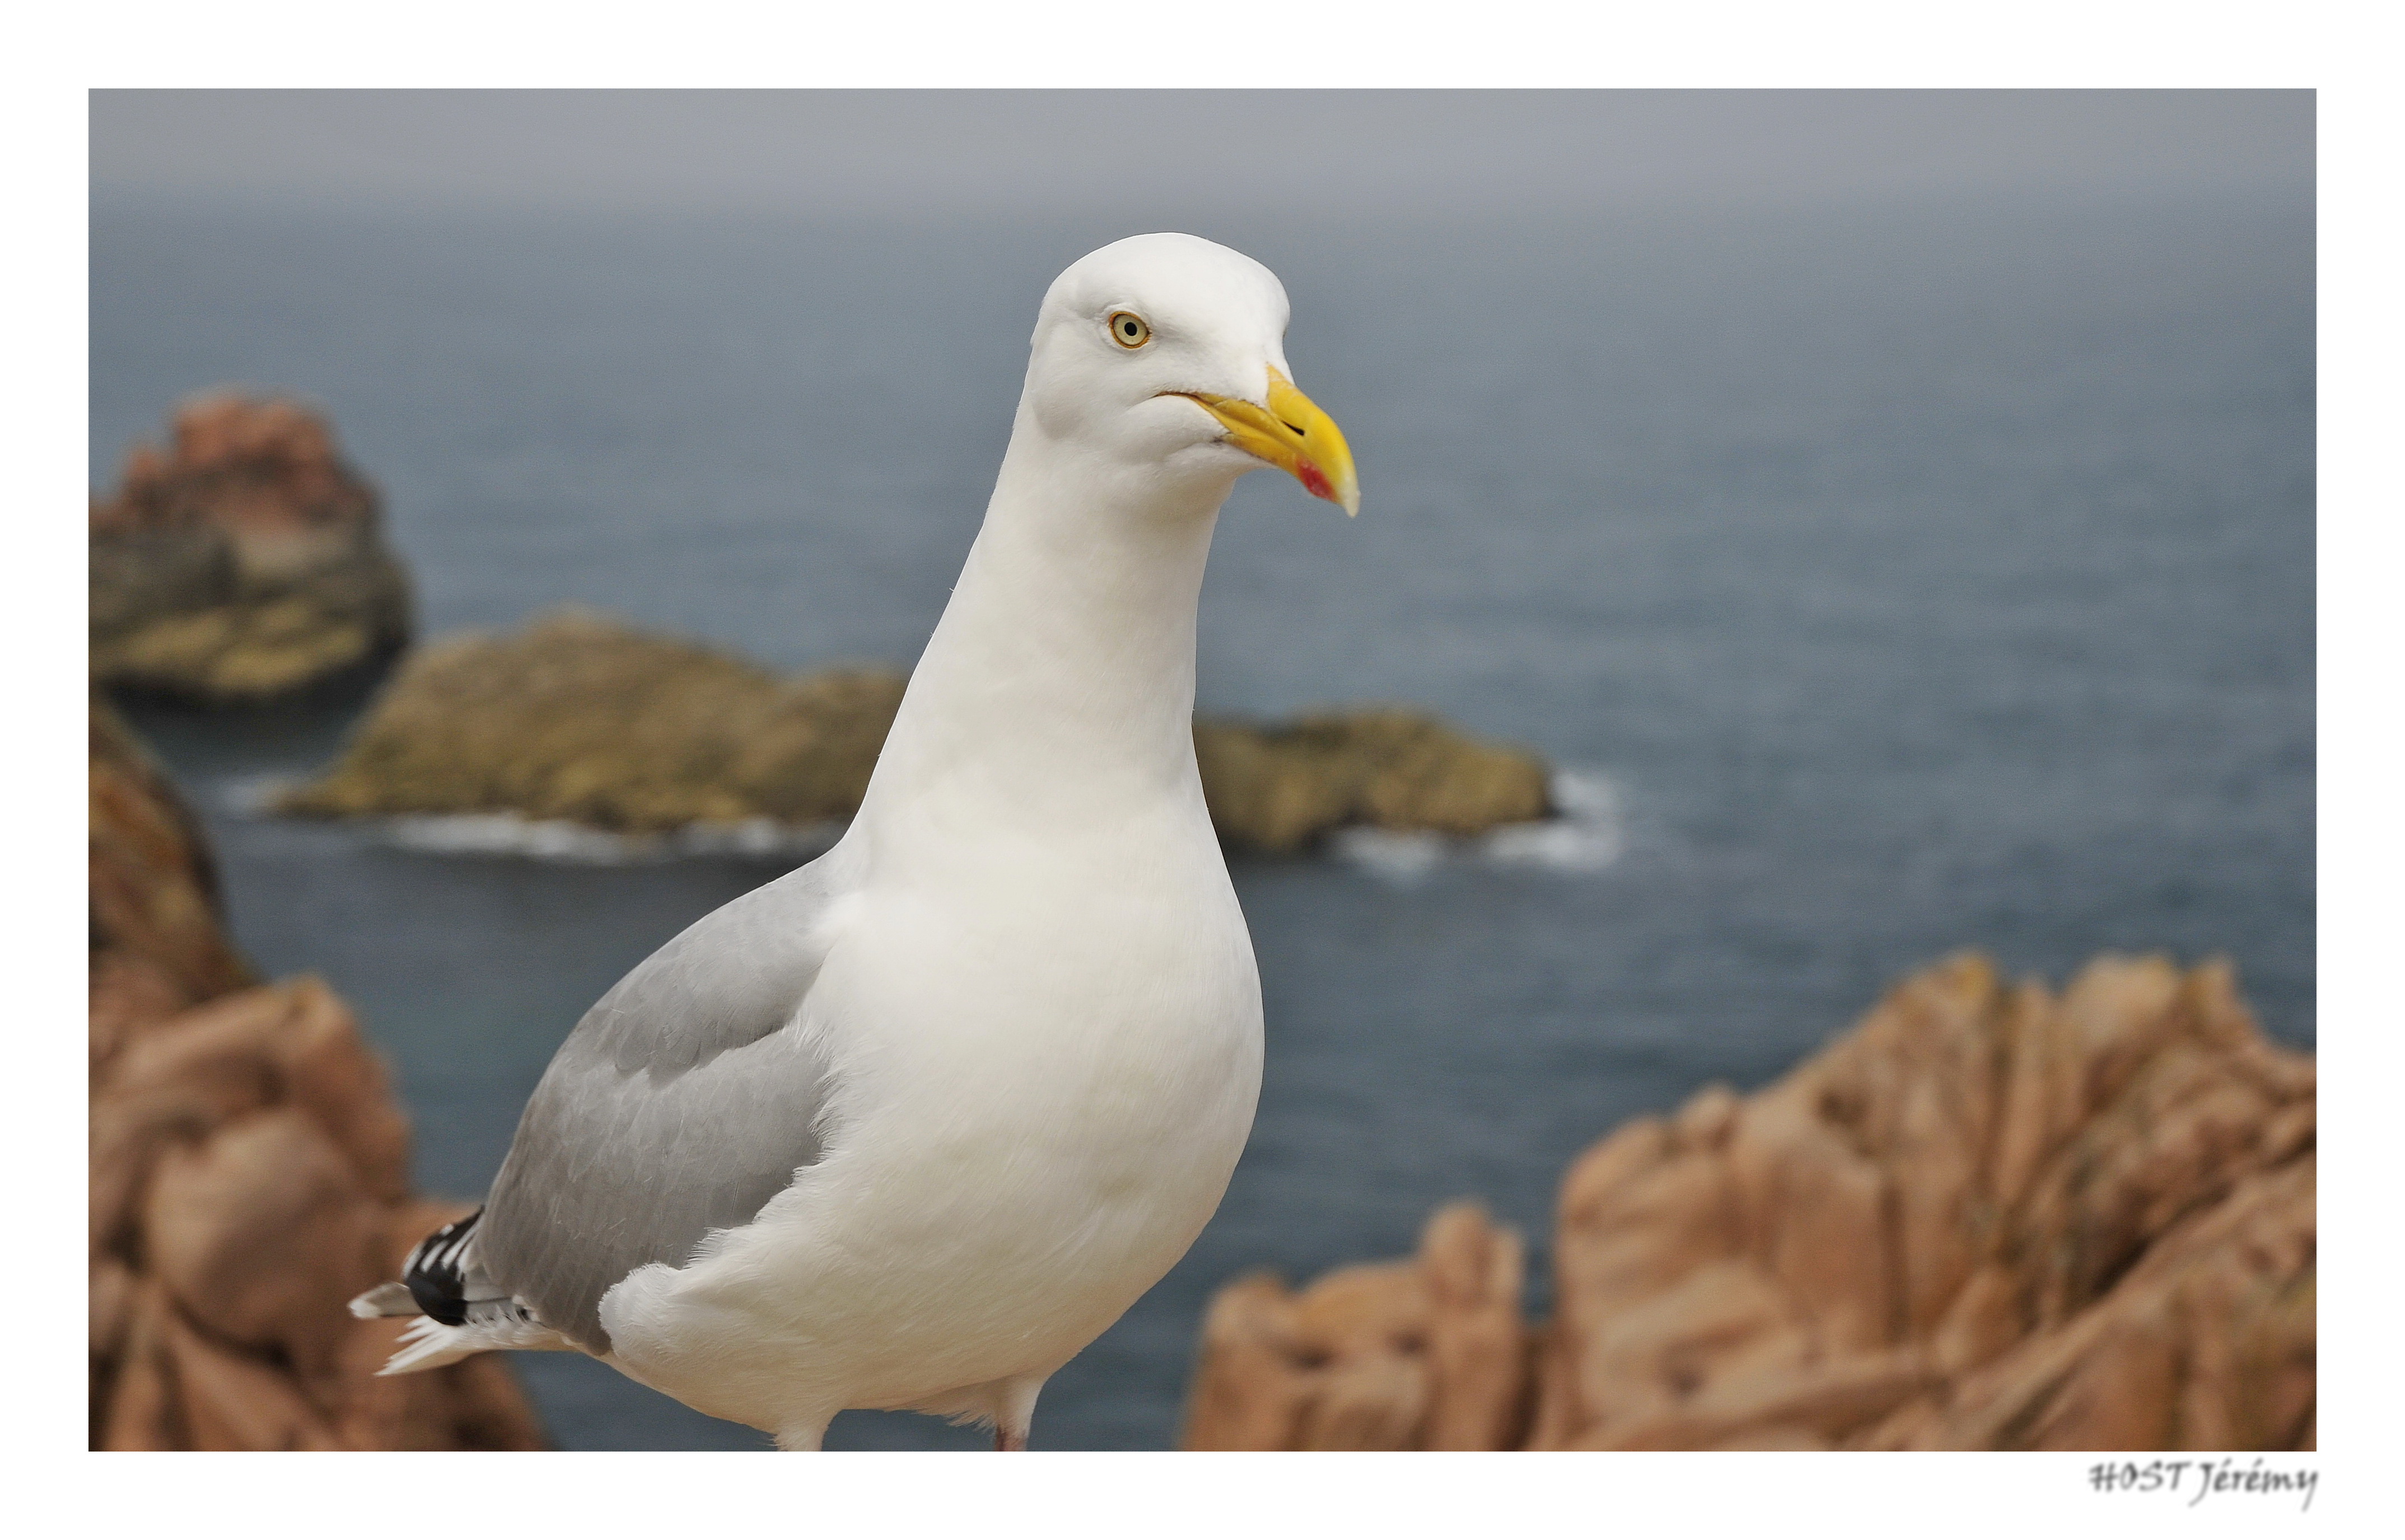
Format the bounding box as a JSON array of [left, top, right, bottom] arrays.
[[993, 1373, 1046, 1452], [775, 1419, 829, 1452]]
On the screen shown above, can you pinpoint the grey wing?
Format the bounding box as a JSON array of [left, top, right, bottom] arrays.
[[477, 842, 861, 1353]]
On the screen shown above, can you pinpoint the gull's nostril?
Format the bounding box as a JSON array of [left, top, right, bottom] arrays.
[[1279, 419, 1306, 437]]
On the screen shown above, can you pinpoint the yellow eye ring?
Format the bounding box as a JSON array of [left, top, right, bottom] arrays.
[[1108, 311, 1152, 349]]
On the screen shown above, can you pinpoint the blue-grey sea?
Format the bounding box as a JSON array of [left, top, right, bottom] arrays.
[[92, 189, 2314, 1450]]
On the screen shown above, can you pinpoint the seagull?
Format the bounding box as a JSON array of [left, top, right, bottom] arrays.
[[350, 232, 1360, 1451]]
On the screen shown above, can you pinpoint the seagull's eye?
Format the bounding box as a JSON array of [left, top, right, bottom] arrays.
[[1108, 311, 1152, 349]]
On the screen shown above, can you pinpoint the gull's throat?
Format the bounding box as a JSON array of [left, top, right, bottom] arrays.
[[855, 428, 1229, 854]]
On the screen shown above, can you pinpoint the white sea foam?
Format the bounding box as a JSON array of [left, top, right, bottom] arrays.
[[1332, 767, 1628, 883], [1328, 827, 1447, 883], [671, 817, 844, 861], [246, 769, 1621, 878], [221, 767, 844, 865], [375, 812, 842, 866], [216, 773, 304, 815], [383, 814, 661, 864], [1479, 769, 1625, 873]]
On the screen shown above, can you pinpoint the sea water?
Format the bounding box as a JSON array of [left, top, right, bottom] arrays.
[[94, 190, 2314, 1449]]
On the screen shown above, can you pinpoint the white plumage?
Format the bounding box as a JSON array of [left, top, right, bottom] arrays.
[[350, 232, 1359, 1450]]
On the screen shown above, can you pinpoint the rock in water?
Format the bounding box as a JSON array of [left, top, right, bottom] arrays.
[[90, 394, 413, 704], [278, 608, 1552, 850], [1180, 953, 2314, 1452], [1195, 712, 1552, 854], [277, 609, 909, 834], [89, 699, 545, 1449]]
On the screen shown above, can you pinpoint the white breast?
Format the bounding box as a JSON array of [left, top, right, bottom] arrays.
[[594, 815, 1263, 1433]]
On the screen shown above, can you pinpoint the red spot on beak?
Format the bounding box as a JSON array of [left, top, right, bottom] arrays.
[[1296, 457, 1334, 502]]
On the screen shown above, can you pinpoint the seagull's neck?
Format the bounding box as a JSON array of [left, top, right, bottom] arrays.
[[856, 422, 1232, 859]]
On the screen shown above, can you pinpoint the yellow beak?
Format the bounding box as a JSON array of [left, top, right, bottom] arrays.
[[1177, 367, 1361, 517]]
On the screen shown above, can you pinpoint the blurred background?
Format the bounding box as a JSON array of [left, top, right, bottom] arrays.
[[90, 90, 2314, 1449]]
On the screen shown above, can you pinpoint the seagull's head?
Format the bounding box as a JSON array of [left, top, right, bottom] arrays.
[[1023, 232, 1360, 517]]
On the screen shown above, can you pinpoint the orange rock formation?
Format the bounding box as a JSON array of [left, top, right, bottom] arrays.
[[89, 701, 543, 1449], [1182, 954, 2313, 1451], [94, 395, 376, 541], [90, 394, 413, 703]]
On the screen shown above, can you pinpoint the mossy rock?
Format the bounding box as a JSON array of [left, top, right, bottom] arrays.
[[282, 609, 1553, 851], [280, 610, 905, 834], [1196, 710, 1553, 855]]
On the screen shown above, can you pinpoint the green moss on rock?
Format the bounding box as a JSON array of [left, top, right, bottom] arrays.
[[281, 610, 1554, 851], [1196, 712, 1553, 855], [279, 610, 904, 834]]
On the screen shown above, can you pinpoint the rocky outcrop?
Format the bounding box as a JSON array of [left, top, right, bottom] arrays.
[[278, 609, 1554, 851], [278, 610, 908, 835], [1194, 713, 1551, 855], [90, 701, 543, 1449], [91, 394, 412, 704], [1183, 1203, 1535, 1450], [1180, 953, 2314, 1452]]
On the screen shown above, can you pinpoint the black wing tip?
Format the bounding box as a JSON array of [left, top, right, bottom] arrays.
[[401, 1207, 484, 1327]]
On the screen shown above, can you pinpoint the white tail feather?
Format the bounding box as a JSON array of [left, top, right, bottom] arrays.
[[376, 1313, 579, 1376], [349, 1281, 418, 1319]]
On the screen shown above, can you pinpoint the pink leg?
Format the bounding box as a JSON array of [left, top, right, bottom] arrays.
[[993, 1372, 1043, 1450]]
